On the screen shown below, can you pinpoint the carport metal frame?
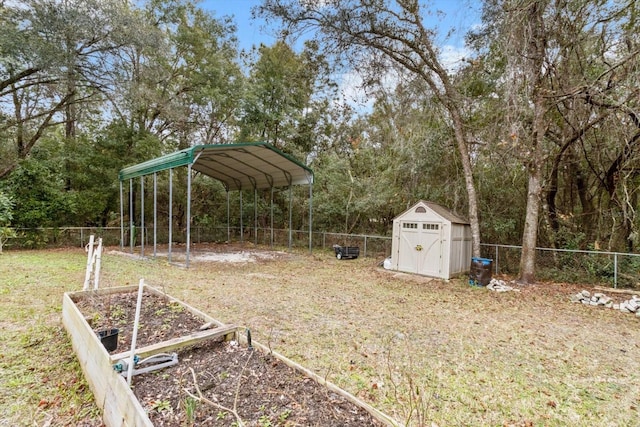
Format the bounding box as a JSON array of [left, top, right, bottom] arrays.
[[118, 142, 314, 266]]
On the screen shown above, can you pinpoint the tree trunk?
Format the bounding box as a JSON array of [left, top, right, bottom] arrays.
[[450, 107, 481, 257], [514, 0, 548, 284], [518, 162, 543, 284], [518, 83, 546, 284]]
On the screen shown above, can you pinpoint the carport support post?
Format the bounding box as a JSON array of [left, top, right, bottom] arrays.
[[129, 178, 133, 253], [270, 187, 274, 248], [254, 188, 258, 245], [288, 186, 292, 251], [186, 164, 192, 268], [140, 176, 144, 258], [168, 168, 173, 263], [153, 172, 157, 258], [239, 190, 243, 243], [226, 190, 230, 242], [119, 180, 123, 251], [308, 183, 313, 254]]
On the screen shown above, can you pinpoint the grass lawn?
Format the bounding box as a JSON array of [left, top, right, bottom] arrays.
[[1, 246, 639, 426]]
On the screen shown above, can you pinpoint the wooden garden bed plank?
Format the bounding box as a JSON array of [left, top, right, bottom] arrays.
[[109, 324, 238, 361]]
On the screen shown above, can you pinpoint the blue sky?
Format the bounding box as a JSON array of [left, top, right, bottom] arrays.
[[200, 0, 267, 51], [200, 0, 481, 53]]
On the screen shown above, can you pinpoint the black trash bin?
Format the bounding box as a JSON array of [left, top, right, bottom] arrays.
[[469, 257, 493, 286]]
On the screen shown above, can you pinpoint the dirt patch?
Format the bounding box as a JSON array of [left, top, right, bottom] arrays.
[[74, 291, 205, 352], [109, 243, 295, 264], [75, 290, 386, 426]]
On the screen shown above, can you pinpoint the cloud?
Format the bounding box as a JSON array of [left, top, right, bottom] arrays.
[[439, 44, 472, 73], [334, 68, 402, 113]]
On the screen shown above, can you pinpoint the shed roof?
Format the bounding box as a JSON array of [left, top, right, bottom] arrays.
[[396, 200, 469, 225], [118, 142, 313, 190]]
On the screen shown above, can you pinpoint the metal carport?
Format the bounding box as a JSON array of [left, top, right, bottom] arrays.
[[118, 142, 314, 266]]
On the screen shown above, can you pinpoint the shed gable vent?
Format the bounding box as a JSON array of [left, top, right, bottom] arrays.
[[415, 206, 427, 213]]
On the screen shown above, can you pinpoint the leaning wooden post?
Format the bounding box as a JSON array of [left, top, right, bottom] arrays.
[[93, 238, 103, 290], [83, 235, 95, 291], [127, 279, 145, 386]]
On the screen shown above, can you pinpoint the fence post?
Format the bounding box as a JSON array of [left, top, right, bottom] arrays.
[[494, 244, 499, 275], [614, 253, 618, 289], [364, 236, 368, 258]]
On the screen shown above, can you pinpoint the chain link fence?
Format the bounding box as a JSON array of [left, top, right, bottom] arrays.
[[5, 227, 639, 288], [480, 244, 640, 288]]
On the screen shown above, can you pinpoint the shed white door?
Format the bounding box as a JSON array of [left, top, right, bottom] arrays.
[[398, 221, 442, 276]]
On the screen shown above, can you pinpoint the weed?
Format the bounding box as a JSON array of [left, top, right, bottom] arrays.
[[169, 302, 184, 313], [258, 414, 272, 427], [278, 409, 292, 423], [110, 304, 125, 320], [183, 396, 197, 425], [89, 312, 101, 326], [150, 399, 172, 413]]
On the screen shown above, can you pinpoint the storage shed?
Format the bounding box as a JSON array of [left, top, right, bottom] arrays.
[[390, 201, 472, 279]]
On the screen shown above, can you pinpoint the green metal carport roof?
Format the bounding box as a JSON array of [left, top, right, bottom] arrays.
[[118, 142, 313, 189], [118, 142, 314, 266]]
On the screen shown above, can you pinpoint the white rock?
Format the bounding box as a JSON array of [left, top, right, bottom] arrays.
[[581, 290, 591, 297]]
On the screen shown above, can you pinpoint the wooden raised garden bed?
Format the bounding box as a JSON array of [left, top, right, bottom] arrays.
[[62, 284, 400, 426]]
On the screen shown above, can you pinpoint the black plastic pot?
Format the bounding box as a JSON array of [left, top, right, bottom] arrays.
[[97, 328, 119, 352]]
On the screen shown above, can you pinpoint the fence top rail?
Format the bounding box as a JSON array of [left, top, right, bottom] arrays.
[[482, 243, 640, 258], [10, 227, 640, 257], [315, 231, 392, 240], [12, 227, 122, 231]]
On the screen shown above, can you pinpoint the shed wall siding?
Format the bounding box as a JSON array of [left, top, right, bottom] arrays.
[[391, 201, 472, 280]]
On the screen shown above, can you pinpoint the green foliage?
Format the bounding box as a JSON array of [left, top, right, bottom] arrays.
[[3, 159, 76, 228], [0, 191, 13, 226], [0, 191, 16, 252], [239, 41, 336, 158]]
